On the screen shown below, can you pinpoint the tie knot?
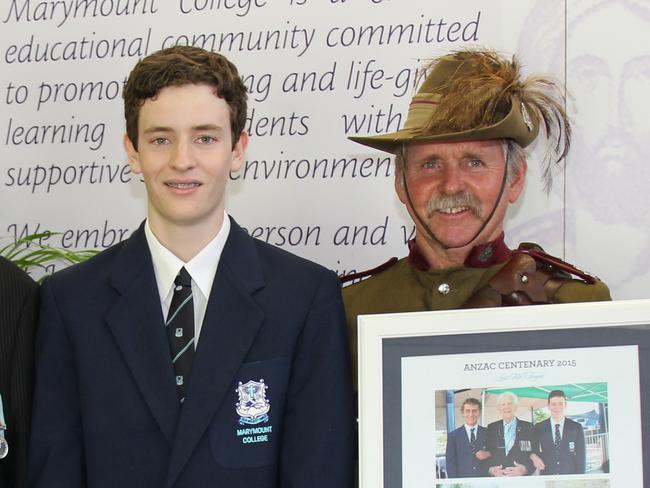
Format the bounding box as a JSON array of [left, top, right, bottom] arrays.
[[175, 267, 192, 287]]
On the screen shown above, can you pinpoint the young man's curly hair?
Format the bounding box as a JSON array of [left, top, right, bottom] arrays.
[[123, 46, 248, 149]]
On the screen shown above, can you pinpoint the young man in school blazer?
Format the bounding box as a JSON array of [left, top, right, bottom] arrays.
[[29, 46, 354, 488]]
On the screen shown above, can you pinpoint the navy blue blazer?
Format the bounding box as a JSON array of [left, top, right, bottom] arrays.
[[29, 219, 355, 488], [535, 418, 586, 475], [445, 425, 487, 478], [0, 257, 38, 488]]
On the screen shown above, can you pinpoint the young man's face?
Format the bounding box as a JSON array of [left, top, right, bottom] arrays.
[[548, 395, 567, 420], [461, 403, 480, 427], [125, 83, 247, 235]]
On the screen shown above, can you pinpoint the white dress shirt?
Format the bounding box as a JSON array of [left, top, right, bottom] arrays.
[[464, 423, 479, 443], [144, 213, 230, 345]]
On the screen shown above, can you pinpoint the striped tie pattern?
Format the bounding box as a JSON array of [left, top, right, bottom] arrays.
[[166, 267, 194, 402]]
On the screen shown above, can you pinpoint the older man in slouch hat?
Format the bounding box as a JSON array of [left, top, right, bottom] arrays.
[[343, 49, 610, 376]]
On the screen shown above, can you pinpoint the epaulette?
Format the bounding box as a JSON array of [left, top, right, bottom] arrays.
[[339, 257, 398, 285], [513, 243, 598, 284]]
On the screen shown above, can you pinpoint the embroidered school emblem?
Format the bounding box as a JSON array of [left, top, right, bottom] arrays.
[[236, 379, 270, 425]]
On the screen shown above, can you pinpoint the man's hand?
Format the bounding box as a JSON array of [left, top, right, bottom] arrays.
[[503, 461, 528, 476], [530, 452, 545, 471], [475, 450, 491, 461], [488, 465, 505, 477]]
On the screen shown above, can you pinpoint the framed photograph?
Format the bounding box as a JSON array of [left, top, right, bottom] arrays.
[[358, 299, 650, 488]]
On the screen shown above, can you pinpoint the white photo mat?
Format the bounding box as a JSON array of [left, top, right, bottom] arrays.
[[358, 299, 650, 488]]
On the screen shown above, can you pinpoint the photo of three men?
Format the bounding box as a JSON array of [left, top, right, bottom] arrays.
[[440, 386, 609, 480]]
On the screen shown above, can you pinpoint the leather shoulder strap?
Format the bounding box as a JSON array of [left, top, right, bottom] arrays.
[[463, 244, 601, 308], [514, 242, 598, 284]]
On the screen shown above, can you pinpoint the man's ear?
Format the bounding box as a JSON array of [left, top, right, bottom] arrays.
[[230, 131, 249, 172], [394, 161, 408, 205], [123, 134, 141, 174], [507, 158, 528, 204]]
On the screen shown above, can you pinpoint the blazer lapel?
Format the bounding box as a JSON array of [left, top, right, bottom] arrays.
[[497, 422, 506, 457], [105, 224, 179, 445], [459, 428, 471, 451], [166, 219, 265, 488], [477, 425, 487, 449]]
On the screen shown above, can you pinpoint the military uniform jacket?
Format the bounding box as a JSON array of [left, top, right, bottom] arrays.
[[29, 219, 355, 488], [486, 418, 536, 475], [343, 237, 610, 380]]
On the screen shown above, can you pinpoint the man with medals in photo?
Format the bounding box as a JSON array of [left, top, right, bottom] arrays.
[[484, 392, 536, 476]]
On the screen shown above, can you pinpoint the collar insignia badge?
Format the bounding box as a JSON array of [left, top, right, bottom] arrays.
[[479, 244, 493, 263]]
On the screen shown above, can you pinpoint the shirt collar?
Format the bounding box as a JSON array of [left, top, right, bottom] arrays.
[[407, 232, 511, 271], [503, 417, 518, 428], [186, 216, 230, 300], [144, 214, 231, 302]]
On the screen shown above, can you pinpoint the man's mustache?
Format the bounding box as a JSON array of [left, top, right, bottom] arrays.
[[425, 192, 483, 218]]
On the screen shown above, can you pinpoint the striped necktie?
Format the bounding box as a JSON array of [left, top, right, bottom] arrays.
[[166, 267, 194, 402], [554, 423, 561, 448]]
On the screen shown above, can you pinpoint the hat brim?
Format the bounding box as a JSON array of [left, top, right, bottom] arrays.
[[349, 97, 539, 154]]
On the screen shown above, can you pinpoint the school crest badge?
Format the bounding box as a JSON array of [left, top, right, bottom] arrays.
[[236, 379, 270, 425]]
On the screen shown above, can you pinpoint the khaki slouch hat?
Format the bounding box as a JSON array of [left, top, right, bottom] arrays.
[[350, 49, 571, 189]]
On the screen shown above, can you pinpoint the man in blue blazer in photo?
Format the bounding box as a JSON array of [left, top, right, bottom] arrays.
[[445, 397, 489, 478], [532, 390, 586, 475], [28, 46, 355, 488]]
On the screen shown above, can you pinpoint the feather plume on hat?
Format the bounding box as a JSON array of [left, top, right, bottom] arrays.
[[423, 49, 571, 191]]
